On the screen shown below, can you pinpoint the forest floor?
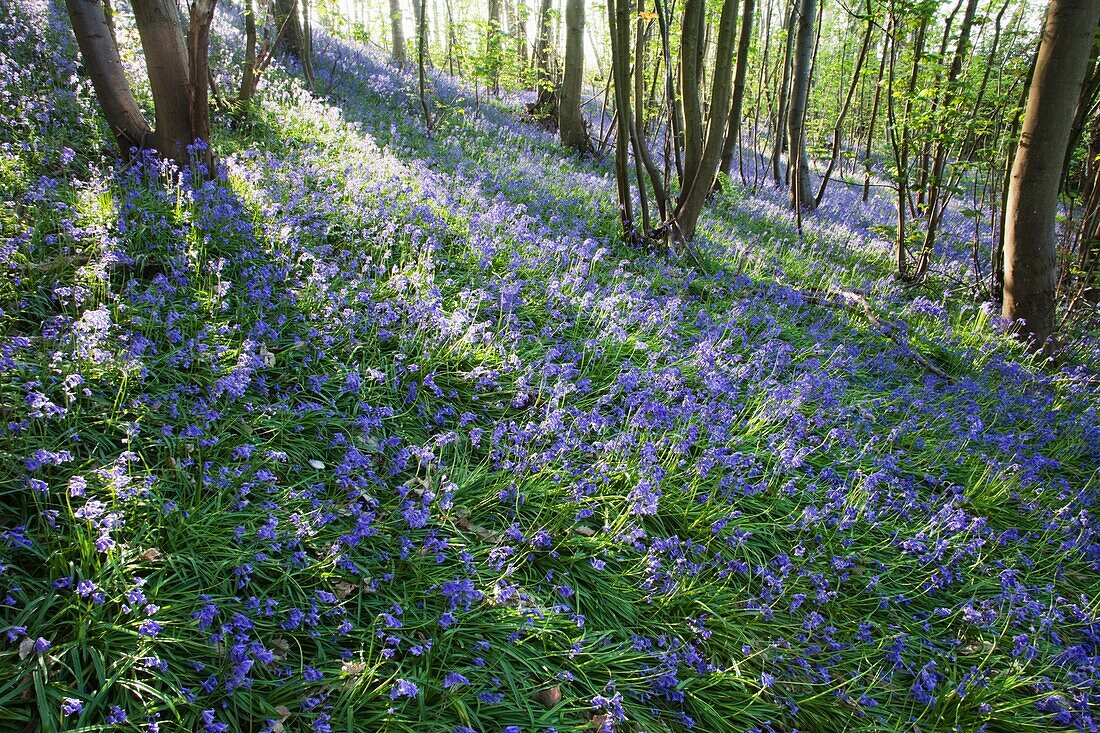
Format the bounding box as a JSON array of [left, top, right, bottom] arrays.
[[3, 2, 1100, 732]]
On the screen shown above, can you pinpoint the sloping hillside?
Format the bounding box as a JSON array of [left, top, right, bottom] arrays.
[[2, 2, 1099, 732]]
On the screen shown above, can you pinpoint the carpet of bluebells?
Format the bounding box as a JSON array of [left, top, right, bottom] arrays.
[[3, 1, 1100, 732]]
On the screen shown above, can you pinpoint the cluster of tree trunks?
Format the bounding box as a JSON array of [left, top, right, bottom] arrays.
[[65, 0, 217, 168], [61, 0, 1100, 351]]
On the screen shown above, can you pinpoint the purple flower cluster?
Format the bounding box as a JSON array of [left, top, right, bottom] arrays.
[[1, 1, 1099, 732]]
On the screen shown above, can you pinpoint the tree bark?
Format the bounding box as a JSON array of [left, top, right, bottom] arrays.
[[418, 0, 432, 131], [787, 0, 815, 213], [390, 0, 407, 66], [814, 0, 871, 206], [607, 0, 637, 241], [672, 0, 741, 243], [717, 0, 756, 187], [862, 24, 887, 202], [516, 0, 529, 65], [238, 0, 258, 114], [131, 0, 194, 163], [680, 0, 707, 179], [914, 0, 980, 277], [655, 0, 684, 184], [529, 0, 557, 117], [559, 0, 588, 152], [488, 0, 503, 94], [187, 0, 217, 169], [1003, 0, 1100, 349], [275, 0, 306, 62], [65, 0, 151, 155], [772, 2, 796, 185]]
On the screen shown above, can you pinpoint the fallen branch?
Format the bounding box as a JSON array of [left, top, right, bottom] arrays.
[[802, 287, 954, 383]]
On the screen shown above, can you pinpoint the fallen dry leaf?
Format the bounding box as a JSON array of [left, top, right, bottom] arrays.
[[532, 686, 561, 708]]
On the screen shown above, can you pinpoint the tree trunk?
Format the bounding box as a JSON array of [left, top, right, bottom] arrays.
[[787, 0, 815, 213], [862, 25, 887, 202], [717, 0, 755, 187], [1003, 0, 1100, 349], [559, 0, 588, 152], [607, 0, 637, 241], [672, 0, 741, 243], [516, 0, 529, 65], [275, 0, 306, 61], [238, 0, 258, 114], [411, 0, 423, 39], [390, 0, 407, 66], [655, 0, 684, 184], [131, 0, 195, 163], [64, 0, 151, 155], [815, 0, 871, 206], [529, 0, 557, 117], [445, 0, 457, 75], [680, 0, 707, 179], [914, 0, 980, 277], [300, 0, 314, 85], [186, 0, 217, 169], [772, 2, 796, 185], [418, 0, 432, 131], [488, 0, 503, 94]]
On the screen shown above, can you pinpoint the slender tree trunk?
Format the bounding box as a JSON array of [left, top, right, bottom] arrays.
[[914, 0, 980, 277], [186, 0, 217, 168], [559, 0, 588, 151], [815, 0, 872, 206], [607, 0, 637, 241], [300, 0, 314, 84], [275, 0, 306, 61], [718, 0, 756, 186], [488, 0, 503, 94], [680, 0, 707, 179], [516, 0, 530, 65], [530, 0, 557, 113], [1003, 0, 1100, 349], [887, 3, 929, 278], [862, 22, 887, 201], [535, 0, 553, 80], [418, 0, 432, 131], [445, 0, 457, 75], [632, 0, 667, 223], [238, 0, 258, 113], [412, 0, 427, 56], [772, 2, 796, 185], [655, 0, 684, 184], [787, 0, 815, 213], [915, 0, 963, 213], [64, 0, 151, 155], [1077, 123, 1100, 299], [390, 0, 407, 67], [752, 0, 773, 188]]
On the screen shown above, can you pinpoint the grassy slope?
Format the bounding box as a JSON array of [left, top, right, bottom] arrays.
[[2, 3, 1100, 733]]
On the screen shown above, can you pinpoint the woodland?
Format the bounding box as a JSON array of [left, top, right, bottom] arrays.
[[2, 0, 1100, 730]]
